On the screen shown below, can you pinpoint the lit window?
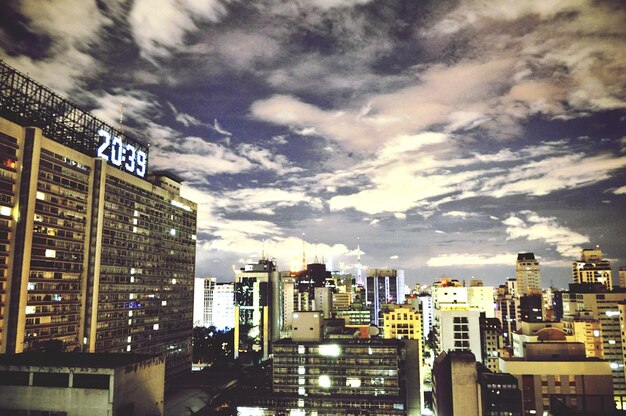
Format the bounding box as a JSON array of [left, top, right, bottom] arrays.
[[318, 375, 331, 388], [36, 191, 45, 200], [153, 324, 159, 330], [127, 336, 132, 343], [26, 306, 36, 315], [162, 301, 167, 306], [299, 377, 305, 385], [0, 206, 10, 216], [298, 387, 305, 395], [45, 249, 56, 258], [594, 330, 601, 337], [127, 345, 131, 352], [319, 344, 341, 357], [298, 366, 305, 375], [298, 345, 305, 354], [346, 377, 361, 388], [170, 228, 176, 236]]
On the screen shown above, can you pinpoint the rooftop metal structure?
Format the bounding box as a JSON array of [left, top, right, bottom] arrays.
[[0, 60, 149, 158]]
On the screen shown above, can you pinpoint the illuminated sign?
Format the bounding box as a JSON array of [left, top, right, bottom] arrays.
[[97, 129, 148, 178]]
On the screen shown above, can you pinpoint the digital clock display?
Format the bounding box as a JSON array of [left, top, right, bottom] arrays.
[[96, 129, 148, 178]]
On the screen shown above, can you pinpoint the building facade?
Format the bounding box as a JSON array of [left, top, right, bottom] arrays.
[[516, 253, 541, 296], [0, 352, 164, 416], [0, 61, 197, 383], [573, 248, 613, 290], [234, 258, 280, 363]]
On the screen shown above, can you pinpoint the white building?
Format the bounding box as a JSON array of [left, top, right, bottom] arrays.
[[434, 308, 483, 362], [432, 285, 495, 318], [193, 278, 234, 330]]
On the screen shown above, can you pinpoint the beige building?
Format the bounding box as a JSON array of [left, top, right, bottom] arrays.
[[562, 316, 604, 358], [0, 353, 164, 416], [499, 342, 613, 415], [516, 253, 541, 296], [573, 248, 613, 290]]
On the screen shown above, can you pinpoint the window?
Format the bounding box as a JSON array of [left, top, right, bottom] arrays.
[[33, 372, 69, 387], [73, 374, 110, 390]]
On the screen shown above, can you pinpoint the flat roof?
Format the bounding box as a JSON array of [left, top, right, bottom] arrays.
[[0, 352, 161, 368]]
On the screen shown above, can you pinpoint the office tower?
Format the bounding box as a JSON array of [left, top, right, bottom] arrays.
[[516, 253, 541, 295], [0, 62, 197, 383], [366, 268, 399, 326], [573, 247, 613, 290], [382, 303, 422, 341], [518, 294, 543, 323], [562, 283, 626, 396], [479, 314, 503, 373], [499, 342, 613, 415], [234, 258, 279, 364], [193, 277, 216, 327], [211, 282, 235, 330], [476, 365, 523, 416]]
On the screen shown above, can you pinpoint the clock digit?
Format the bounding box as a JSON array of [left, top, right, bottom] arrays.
[[111, 136, 123, 166], [97, 130, 111, 161], [125, 144, 136, 172], [136, 150, 147, 177]]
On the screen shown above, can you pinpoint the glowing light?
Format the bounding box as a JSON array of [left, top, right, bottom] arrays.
[[318, 375, 331, 388], [606, 311, 620, 317], [594, 330, 601, 337], [45, 249, 56, 258], [319, 344, 341, 357], [0, 206, 11, 216]]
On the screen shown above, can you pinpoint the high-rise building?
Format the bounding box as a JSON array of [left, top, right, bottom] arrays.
[[194, 278, 234, 330], [495, 290, 517, 348], [573, 247, 613, 290], [562, 283, 626, 396], [366, 268, 400, 326], [0, 61, 197, 384], [516, 253, 541, 295], [433, 308, 483, 362], [620, 267, 626, 288], [518, 294, 543, 323], [234, 258, 279, 364], [479, 314, 503, 373], [193, 277, 216, 327]]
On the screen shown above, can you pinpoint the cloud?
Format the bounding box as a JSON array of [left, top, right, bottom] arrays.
[[2, 0, 109, 93], [427, 252, 518, 267], [612, 186, 626, 195], [216, 188, 323, 215], [167, 102, 205, 128], [443, 211, 480, 219], [129, 0, 227, 60], [503, 211, 589, 258]]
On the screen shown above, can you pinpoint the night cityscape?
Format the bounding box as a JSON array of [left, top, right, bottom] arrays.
[[0, 0, 625, 415]]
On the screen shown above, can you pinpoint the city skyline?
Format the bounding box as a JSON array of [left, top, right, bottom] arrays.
[[1, 0, 624, 288]]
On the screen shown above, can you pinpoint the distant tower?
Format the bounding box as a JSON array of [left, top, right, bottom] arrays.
[[356, 238, 363, 286], [573, 246, 612, 290], [516, 253, 541, 295]]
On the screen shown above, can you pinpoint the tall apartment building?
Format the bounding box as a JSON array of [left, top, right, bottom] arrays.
[[234, 258, 280, 363], [573, 247, 613, 290], [434, 308, 483, 362], [193, 277, 216, 327], [479, 314, 503, 373], [562, 283, 626, 395], [0, 62, 197, 383], [516, 253, 541, 295], [495, 289, 517, 348]]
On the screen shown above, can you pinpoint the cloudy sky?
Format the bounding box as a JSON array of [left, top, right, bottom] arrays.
[[1, 0, 625, 288]]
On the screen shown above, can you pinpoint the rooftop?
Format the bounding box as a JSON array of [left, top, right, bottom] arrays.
[[0, 352, 162, 368]]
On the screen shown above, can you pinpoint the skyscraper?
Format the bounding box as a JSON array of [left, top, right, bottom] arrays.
[[516, 252, 541, 295], [366, 268, 400, 326], [0, 61, 197, 383], [234, 258, 279, 364], [573, 247, 613, 290]]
